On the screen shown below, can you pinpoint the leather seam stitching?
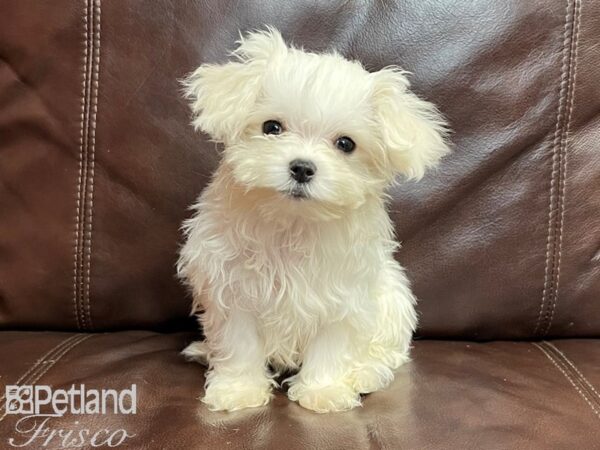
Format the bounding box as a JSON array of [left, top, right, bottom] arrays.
[[544, 342, 600, 406], [80, 0, 93, 330], [74, 0, 98, 331], [77, 0, 95, 330], [0, 335, 80, 404], [535, 0, 577, 336], [541, 344, 599, 409], [73, 0, 90, 331], [541, 0, 581, 336], [533, 343, 600, 419], [83, 0, 101, 330], [80, 0, 94, 330], [24, 335, 92, 388], [0, 335, 90, 422]]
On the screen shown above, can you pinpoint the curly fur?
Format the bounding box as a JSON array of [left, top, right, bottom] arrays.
[[178, 28, 450, 413]]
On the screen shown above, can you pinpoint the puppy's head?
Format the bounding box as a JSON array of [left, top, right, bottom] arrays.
[[183, 28, 449, 220]]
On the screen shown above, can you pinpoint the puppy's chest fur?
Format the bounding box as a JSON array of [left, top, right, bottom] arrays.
[[180, 182, 396, 367]]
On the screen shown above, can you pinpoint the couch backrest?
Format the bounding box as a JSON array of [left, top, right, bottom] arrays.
[[1, 0, 598, 339]]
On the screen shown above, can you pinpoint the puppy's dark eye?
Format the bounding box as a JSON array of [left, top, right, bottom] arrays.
[[335, 136, 356, 154], [262, 120, 283, 135]]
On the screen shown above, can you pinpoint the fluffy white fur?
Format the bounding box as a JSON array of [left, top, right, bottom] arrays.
[[178, 28, 449, 413]]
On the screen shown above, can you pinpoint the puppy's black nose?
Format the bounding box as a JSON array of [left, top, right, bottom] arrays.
[[289, 159, 316, 183]]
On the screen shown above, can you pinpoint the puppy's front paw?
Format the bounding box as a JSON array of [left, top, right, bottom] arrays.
[[288, 382, 361, 413], [202, 374, 274, 412]]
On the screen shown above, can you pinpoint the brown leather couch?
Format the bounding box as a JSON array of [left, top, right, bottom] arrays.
[[1, 1, 598, 449]]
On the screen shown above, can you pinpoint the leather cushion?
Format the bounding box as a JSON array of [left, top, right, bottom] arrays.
[[0, 332, 598, 448], [1, 1, 598, 337]]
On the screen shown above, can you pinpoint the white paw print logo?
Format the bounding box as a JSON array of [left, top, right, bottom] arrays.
[[5, 386, 34, 414]]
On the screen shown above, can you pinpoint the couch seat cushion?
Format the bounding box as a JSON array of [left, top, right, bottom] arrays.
[[0, 332, 598, 449]]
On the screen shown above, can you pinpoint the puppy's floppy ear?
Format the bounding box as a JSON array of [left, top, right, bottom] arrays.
[[182, 28, 288, 143], [371, 68, 450, 180]]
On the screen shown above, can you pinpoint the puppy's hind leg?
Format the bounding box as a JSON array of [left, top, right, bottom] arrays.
[[349, 261, 417, 394], [182, 340, 209, 365]]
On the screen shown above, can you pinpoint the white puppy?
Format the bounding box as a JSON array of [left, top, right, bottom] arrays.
[[178, 28, 449, 413]]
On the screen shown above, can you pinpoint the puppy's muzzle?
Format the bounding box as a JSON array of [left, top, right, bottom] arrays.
[[289, 159, 316, 184]]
